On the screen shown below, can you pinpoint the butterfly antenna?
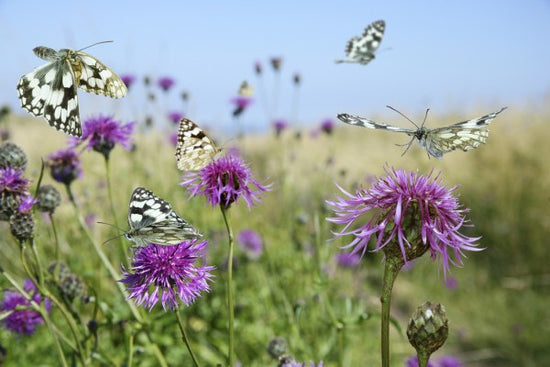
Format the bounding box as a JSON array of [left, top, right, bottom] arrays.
[[386, 105, 420, 129], [420, 108, 430, 128], [97, 221, 127, 245], [78, 40, 114, 52], [395, 137, 416, 156]]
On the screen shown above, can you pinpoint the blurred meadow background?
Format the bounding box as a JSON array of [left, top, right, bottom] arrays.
[[1, 1, 549, 366]]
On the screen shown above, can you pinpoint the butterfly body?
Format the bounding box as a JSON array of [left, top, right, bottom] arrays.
[[17, 45, 127, 137], [125, 187, 201, 247], [337, 107, 507, 159], [176, 118, 221, 171], [335, 20, 385, 65]]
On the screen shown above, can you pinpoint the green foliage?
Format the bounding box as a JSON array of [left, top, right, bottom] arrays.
[[0, 108, 549, 366]]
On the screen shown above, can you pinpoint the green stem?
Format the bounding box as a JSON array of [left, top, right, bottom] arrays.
[[49, 213, 61, 261], [104, 157, 129, 264], [176, 309, 201, 367], [220, 206, 235, 367], [380, 257, 403, 367], [417, 350, 430, 367]]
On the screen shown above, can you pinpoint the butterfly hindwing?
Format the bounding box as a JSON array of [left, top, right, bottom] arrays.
[[125, 187, 201, 247], [336, 20, 385, 65], [175, 118, 221, 171], [17, 45, 127, 137]]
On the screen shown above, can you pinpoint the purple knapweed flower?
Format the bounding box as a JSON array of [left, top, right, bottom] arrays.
[[120, 74, 136, 90], [231, 96, 253, 117], [180, 153, 270, 209], [47, 148, 82, 185], [327, 167, 482, 276], [168, 111, 184, 124], [405, 356, 435, 367], [120, 240, 214, 311], [77, 115, 135, 159], [0, 167, 29, 194], [335, 252, 361, 268], [18, 194, 37, 213], [320, 118, 335, 135], [273, 119, 289, 137], [157, 76, 175, 92], [1, 279, 52, 335], [237, 229, 264, 260]]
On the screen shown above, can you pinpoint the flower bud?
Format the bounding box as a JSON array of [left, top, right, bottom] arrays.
[[407, 301, 449, 357]]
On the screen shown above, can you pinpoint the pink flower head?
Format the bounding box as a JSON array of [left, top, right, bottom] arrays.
[[327, 167, 482, 276], [120, 74, 136, 89], [78, 115, 135, 159], [120, 240, 215, 311], [47, 148, 82, 185], [180, 153, 270, 209], [157, 76, 175, 92]]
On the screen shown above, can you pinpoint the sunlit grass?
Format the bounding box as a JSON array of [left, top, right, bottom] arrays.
[[1, 104, 548, 366]]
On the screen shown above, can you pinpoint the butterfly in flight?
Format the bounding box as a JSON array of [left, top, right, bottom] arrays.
[[335, 20, 385, 65], [337, 106, 507, 159], [17, 41, 127, 137], [175, 118, 222, 171], [124, 187, 202, 247]]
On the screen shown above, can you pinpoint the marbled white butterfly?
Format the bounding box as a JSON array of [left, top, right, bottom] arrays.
[[335, 20, 385, 65], [125, 187, 201, 247], [175, 118, 221, 171], [17, 41, 127, 137], [337, 106, 507, 159]]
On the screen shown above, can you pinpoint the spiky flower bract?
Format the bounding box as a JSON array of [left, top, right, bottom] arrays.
[[47, 148, 82, 186], [120, 240, 214, 311], [1, 279, 51, 335], [180, 153, 269, 209], [327, 167, 482, 276], [76, 115, 135, 159]]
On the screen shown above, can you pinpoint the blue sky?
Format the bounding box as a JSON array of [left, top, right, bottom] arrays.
[[1, 0, 549, 133]]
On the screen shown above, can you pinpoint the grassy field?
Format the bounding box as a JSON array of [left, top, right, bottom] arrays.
[[1, 104, 549, 366]]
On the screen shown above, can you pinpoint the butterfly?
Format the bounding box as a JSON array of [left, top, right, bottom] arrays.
[[124, 187, 202, 247], [337, 106, 507, 159], [238, 80, 254, 97], [335, 20, 385, 65], [17, 41, 127, 137], [175, 118, 222, 171]]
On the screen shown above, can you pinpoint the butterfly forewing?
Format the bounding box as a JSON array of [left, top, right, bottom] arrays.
[[125, 187, 201, 247], [337, 107, 507, 158], [176, 118, 221, 171], [17, 45, 127, 137], [336, 20, 385, 65]]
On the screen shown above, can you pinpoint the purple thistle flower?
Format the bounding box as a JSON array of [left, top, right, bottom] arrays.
[[405, 356, 435, 367], [18, 194, 37, 213], [168, 111, 184, 124], [436, 356, 463, 367], [327, 167, 482, 276], [335, 252, 361, 268], [78, 115, 135, 159], [273, 119, 289, 137], [47, 148, 82, 185], [180, 153, 270, 209], [237, 229, 264, 260], [1, 279, 52, 335], [320, 118, 335, 135], [157, 76, 175, 92], [120, 74, 136, 89], [0, 167, 29, 194], [231, 96, 253, 117], [120, 240, 215, 311]]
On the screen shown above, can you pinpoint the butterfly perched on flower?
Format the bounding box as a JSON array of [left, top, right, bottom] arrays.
[[337, 106, 507, 159], [17, 41, 127, 137], [124, 187, 202, 247], [335, 20, 385, 65], [238, 80, 254, 97], [175, 118, 222, 171]]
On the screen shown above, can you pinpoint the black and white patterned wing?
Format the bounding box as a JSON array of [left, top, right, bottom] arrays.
[[337, 113, 415, 134], [125, 187, 201, 247], [335, 20, 385, 65], [176, 118, 221, 171], [423, 107, 508, 157], [74, 51, 127, 98], [17, 52, 81, 136]]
